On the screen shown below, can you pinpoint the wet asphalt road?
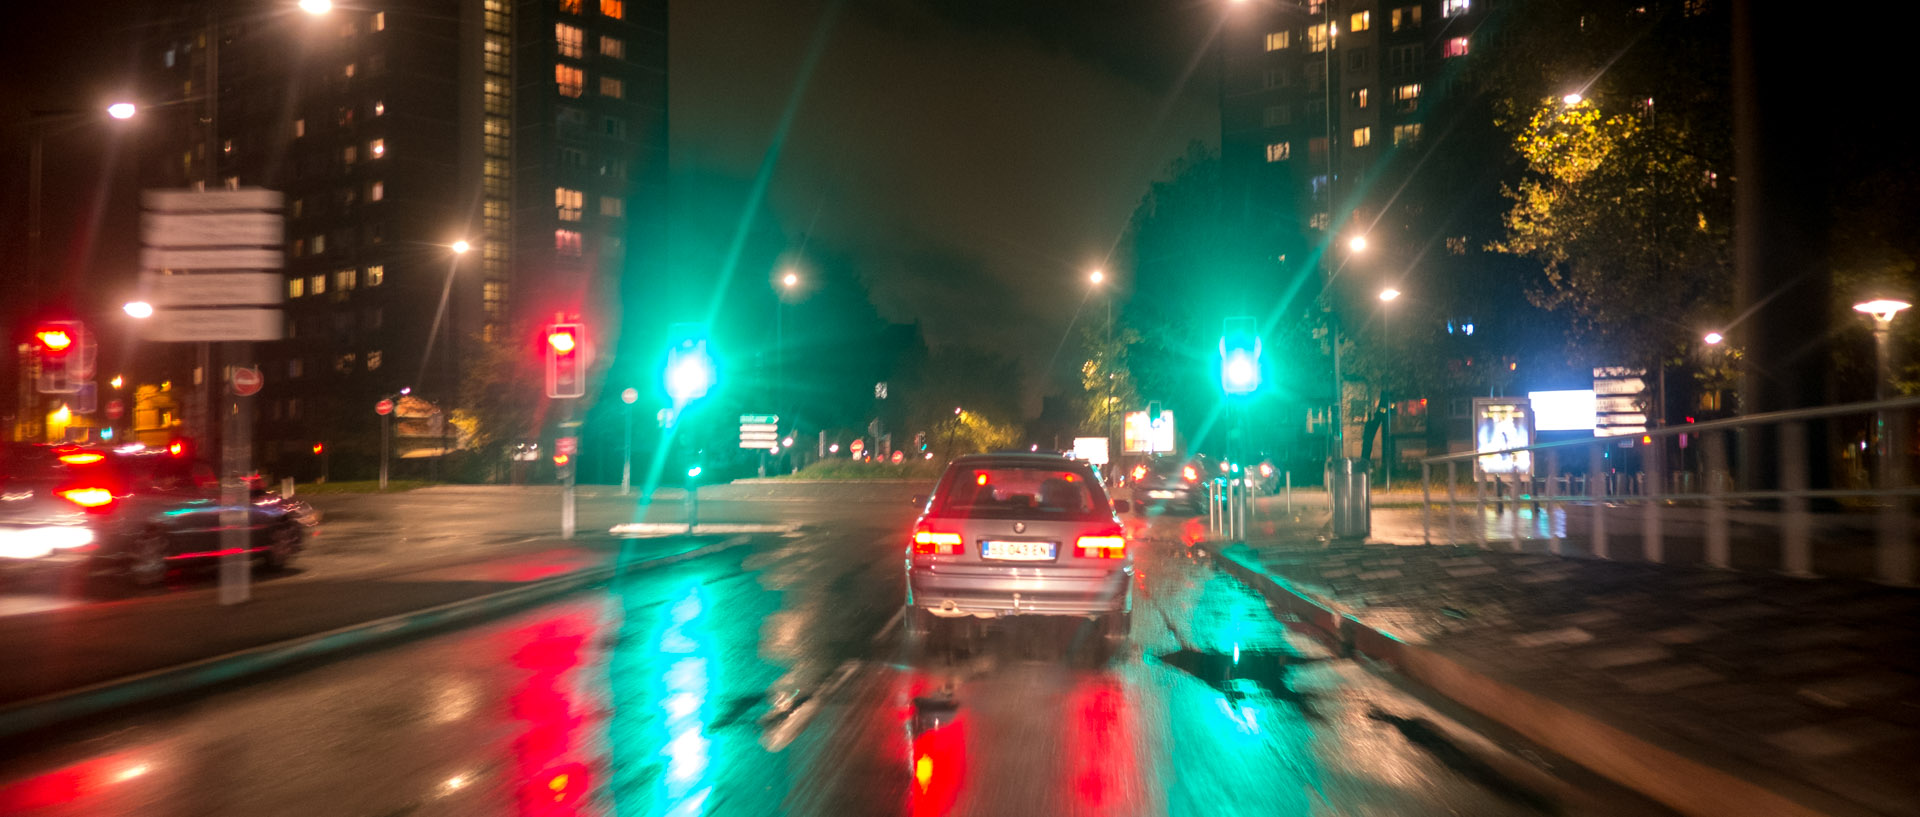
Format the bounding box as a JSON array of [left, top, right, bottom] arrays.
[[0, 501, 1659, 816]]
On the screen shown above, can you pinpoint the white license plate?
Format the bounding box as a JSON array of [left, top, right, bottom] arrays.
[[1148, 490, 1176, 498], [981, 540, 1056, 561]]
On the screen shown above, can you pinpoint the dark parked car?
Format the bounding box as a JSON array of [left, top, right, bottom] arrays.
[[0, 443, 305, 587]]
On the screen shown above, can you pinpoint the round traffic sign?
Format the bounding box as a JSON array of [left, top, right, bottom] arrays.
[[621, 387, 639, 405], [232, 366, 264, 397], [375, 398, 394, 416], [850, 439, 865, 453], [106, 399, 125, 420]]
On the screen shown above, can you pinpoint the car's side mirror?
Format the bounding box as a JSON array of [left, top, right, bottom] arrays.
[[1112, 499, 1131, 514], [910, 495, 925, 507]]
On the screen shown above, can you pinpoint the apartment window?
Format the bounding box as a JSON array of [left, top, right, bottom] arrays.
[[559, 0, 581, 13], [600, 196, 624, 217], [600, 158, 628, 180], [1352, 126, 1371, 147], [372, 11, 385, 30], [1306, 0, 1323, 13], [1310, 211, 1331, 229], [289, 358, 304, 378], [1394, 83, 1421, 112], [1307, 24, 1330, 52], [556, 187, 584, 221], [366, 264, 385, 286], [288, 277, 305, 298], [363, 307, 384, 329], [600, 35, 626, 58], [1387, 45, 1423, 76], [555, 229, 583, 257], [293, 118, 306, 138], [556, 64, 584, 97], [1445, 36, 1470, 57], [1392, 5, 1422, 30], [600, 0, 623, 19], [310, 274, 326, 295], [559, 147, 587, 169], [369, 180, 384, 201], [373, 101, 385, 117], [1266, 142, 1291, 162], [292, 238, 306, 257], [366, 350, 382, 371], [557, 23, 584, 58], [1263, 68, 1289, 89], [334, 353, 356, 374], [1349, 48, 1368, 70], [369, 138, 385, 158], [312, 234, 327, 254], [557, 107, 588, 140], [336, 269, 358, 291], [1349, 10, 1370, 31], [1443, 0, 1470, 18], [1263, 105, 1291, 127], [342, 145, 357, 165], [599, 76, 624, 98], [1393, 123, 1424, 145], [604, 116, 627, 138], [1308, 137, 1328, 164], [1350, 88, 1369, 109], [1265, 31, 1290, 51]]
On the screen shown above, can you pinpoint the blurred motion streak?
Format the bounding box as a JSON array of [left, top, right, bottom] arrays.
[[0, 752, 154, 813], [508, 615, 596, 816]]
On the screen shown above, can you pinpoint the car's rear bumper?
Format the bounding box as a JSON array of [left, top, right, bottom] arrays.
[[907, 564, 1132, 617]]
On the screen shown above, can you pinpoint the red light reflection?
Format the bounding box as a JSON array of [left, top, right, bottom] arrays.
[[507, 614, 597, 817], [1066, 678, 1138, 812], [0, 753, 152, 812]]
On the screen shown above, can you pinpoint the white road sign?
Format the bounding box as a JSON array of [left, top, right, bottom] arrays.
[[146, 308, 283, 342], [142, 247, 284, 271], [142, 213, 283, 248], [140, 272, 281, 306], [143, 188, 284, 213]]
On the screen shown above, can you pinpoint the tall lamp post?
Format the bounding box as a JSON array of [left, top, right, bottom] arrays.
[[1855, 298, 1911, 475], [1090, 269, 1116, 458]]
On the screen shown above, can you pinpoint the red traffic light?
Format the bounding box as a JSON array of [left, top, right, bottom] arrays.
[[545, 322, 586, 399], [312, 443, 325, 455], [547, 329, 577, 354], [35, 329, 73, 352]]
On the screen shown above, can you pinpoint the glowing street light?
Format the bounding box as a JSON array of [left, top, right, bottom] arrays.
[[1854, 299, 1911, 324], [1562, 92, 1584, 105], [299, 0, 332, 14], [1703, 331, 1725, 345], [106, 102, 137, 120], [451, 239, 471, 254], [782, 270, 799, 288], [1377, 287, 1401, 302], [1347, 234, 1368, 253], [123, 301, 154, 319], [1089, 269, 1105, 285]]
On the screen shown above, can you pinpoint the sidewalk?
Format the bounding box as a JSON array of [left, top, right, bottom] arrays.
[[1214, 507, 1920, 817]]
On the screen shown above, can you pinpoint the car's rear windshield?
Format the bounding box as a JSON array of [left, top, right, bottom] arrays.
[[932, 464, 1112, 520]]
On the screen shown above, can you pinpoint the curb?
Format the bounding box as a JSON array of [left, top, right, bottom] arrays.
[[0, 535, 754, 741], [1209, 542, 1877, 817]]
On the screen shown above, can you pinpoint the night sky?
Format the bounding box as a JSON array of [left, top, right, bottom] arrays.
[[0, 0, 1218, 396]]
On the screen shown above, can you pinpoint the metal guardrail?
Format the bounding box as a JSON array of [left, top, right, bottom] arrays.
[[1418, 396, 1918, 585]]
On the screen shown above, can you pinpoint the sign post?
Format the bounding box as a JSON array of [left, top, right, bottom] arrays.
[[620, 388, 639, 495], [140, 188, 284, 607], [375, 398, 395, 489]]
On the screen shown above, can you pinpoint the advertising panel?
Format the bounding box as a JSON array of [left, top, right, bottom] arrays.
[[1528, 389, 1597, 432], [1122, 410, 1176, 454], [1472, 398, 1534, 480]]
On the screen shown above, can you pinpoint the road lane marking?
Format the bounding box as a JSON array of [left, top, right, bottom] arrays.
[[760, 660, 862, 753], [874, 609, 903, 643]]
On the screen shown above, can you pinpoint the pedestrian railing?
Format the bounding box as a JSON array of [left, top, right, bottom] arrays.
[[1418, 396, 1920, 585]]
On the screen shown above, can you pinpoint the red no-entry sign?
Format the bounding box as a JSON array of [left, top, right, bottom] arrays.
[[232, 366, 263, 397], [375, 398, 394, 416]]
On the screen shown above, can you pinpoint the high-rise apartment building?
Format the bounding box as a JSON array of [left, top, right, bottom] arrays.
[[140, 0, 666, 475]]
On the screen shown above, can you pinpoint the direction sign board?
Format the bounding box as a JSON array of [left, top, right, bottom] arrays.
[[232, 366, 264, 396], [739, 420, 780, 450], [739, 414, 778, 425], [375, 399, 395, 416], [141, 213, 283, 247], [141, 272, 281, 307], [146, 308, 282, 342], [141, 248, 284, 271]]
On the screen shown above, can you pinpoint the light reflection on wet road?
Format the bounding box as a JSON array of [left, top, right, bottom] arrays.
[[0, 510, 1654, 816]]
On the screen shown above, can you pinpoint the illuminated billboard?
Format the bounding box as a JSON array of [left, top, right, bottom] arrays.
[[1528, 389, 1597, 432], [1473, 398, 1533, 479], [1122, 410, 1175, 454]]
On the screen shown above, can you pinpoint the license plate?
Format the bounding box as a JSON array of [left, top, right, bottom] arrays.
[[1148, 490, 1176, 498], [981, 540, 1056, 561]]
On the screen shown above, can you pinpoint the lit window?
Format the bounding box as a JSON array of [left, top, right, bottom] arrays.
[[311, 274, 326, 295], [288, 277, 305, 298], [1394, 83, 1421, 111], [312, 234, 327, 254], [1266, 142, 1291, 162], [1392, 5, 1422, 30], [1263, 105, 1290, 127], [342, 146, 357, 165], [344, 62, 356, 78], [1307, 24, 1329, 52], [1349, 10, 1370, 31], [1443, 0, 1470, 18], [290, 358, 304, 378], [1306, 0, 1323, 13], [1445, 36, 1470, 57], [1310, 212, 1330, 230], [555, 229, 583, 256], [556, 187, 584, 221], [556, 65, 584, 97], [1352, 126, 1371, 147], [367, 350, 382, 371], [336, 269, 357, 290], [557, 23, 584, 58], [600, 0, 623, 19], [335, 353, 355, 374], [600, 76, 624, 98], [294, 118, 306, 137], [600, 35, 626, 58], [1351, 88, 1368, 109], [1393, 123, 1423, 145], [600, 196, 624, 217], [559, 0, 581, 13], [1265, 31, 1290, 51], [373, 101, 385, 116], [372, 11, 385, 30], [369, 181, 384, 201], [367, 265, 385, 286], [369, 138, 385, 158]]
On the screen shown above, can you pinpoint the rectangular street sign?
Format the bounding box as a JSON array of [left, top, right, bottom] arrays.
[[739, 414, 778, 425], [141, 272, 282, 307], [739, 440, 779, 450], [143, 188, 284, 213], [146, 308, 283, 342], [142, 248, 284, 271], [142, 213, 284, 248]]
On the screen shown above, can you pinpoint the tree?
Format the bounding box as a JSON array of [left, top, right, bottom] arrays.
[[1076, 311, 1140, 436], [460, 324, 543, 468]]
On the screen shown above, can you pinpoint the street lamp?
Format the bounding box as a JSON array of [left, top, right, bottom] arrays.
[[1377, 287, 1400, 302], [1348, 234, 1369, 254], [1703, 331, 1725, 345], [1854, 298, 1911, 488], [1089, 268, 1117, 454], [451, 239, 471, 254], [106, 103, 137, 120], [123, 300, 154, 319], [1562, 92, 1585, 105]]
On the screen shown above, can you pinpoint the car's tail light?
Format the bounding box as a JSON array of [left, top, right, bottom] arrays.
[[58, 452, 105, 465], [59, 487, 117, 511], [912, 526, 964, 555], [1131, 465, 1147, 481], [1075, 526, 1127, 559], [1182, 465, 1198, 482]]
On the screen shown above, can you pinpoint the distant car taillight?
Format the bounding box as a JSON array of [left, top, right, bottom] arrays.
[[59, 487, 116, 511], [1075, 527, 1127, 559], [912, 526, 964, 555], [1182, 465, 1198, 482], [1131, 465, 1147, 481]]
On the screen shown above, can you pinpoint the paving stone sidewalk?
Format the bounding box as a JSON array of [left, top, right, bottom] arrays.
[[1240, 530, 1920, 816]]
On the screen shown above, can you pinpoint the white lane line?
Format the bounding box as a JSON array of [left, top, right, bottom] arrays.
[[873, 609, 904, 643], [760, 660, 862, 753], [608, 522, 798, 537]]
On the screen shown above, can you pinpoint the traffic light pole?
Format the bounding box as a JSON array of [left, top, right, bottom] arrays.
[[217, 341, 253, 606]]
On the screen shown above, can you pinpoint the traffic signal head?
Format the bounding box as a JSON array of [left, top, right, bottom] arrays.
[[35, 328, 73, 353], [1220, 317, 1262, 395], [545, 322, 586, 399], [665, 326, 714, 402]]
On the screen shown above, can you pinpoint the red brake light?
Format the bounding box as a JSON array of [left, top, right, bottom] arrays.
[[1182, 465, 1198, 482], [60, 487, 116, 510], [1075, 526, 1127, 559], [912, 526, 964, 555], [1131, 465, 1147, 481], [168, 441, 186, 457], [59, 452, 105, 465]]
